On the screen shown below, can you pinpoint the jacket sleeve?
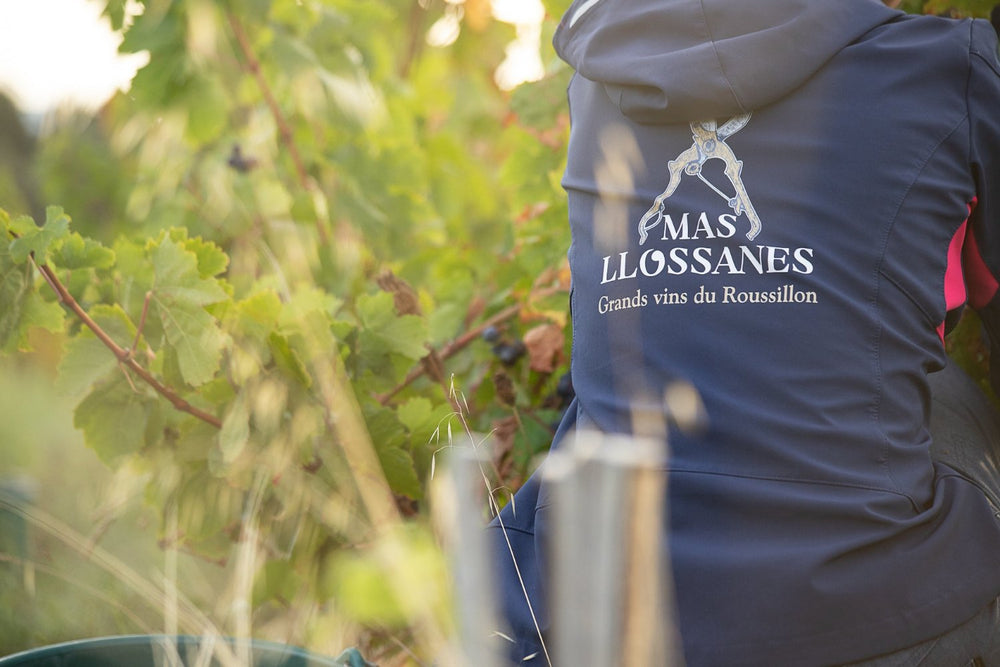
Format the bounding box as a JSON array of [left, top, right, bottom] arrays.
[[964, 19, 1000, 395]]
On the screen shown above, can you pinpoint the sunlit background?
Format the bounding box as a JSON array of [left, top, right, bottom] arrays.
[[0, 0, 146, 114], [0, 0, 544, 116]]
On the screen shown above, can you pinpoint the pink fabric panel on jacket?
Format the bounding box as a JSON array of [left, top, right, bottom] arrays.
[[963, 200, 1000, 311], [939, 219, 968, 342]]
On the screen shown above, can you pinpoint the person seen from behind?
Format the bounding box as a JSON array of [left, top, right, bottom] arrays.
[[489, 0, 1000, 664]]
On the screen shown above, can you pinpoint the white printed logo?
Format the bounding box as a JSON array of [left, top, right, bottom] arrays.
[[638, 113, 761, 245]]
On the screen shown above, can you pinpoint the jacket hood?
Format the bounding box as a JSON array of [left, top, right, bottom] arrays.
[[553, 0, 903, 123]]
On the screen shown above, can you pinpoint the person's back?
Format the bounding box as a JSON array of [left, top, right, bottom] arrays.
[[490, 1, 1000, 665]]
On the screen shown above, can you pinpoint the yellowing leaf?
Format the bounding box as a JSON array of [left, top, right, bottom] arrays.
[[523, 323, 565, 373]]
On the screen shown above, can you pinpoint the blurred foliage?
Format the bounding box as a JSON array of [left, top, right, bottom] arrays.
[[0, 0, 997, 662], [917, 0, 999, 16], [0, 0, 574, 662]]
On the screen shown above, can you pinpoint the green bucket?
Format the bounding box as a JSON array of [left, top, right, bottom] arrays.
[[0, 636, 374, 667]]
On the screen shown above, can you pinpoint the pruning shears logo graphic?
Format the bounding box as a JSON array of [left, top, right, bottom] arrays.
[[638, 113, 762, 245]]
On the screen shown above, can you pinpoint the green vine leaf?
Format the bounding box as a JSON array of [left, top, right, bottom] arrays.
[[396, 397, 452, 446], [184, 73, 229, 143], [151, 237, 229, 386], [15, 292, 65, 350], [364, 406, 421, 499], [8, 207, 71, 264], [182, 235, 230, 279], [152, 236, 229, 306], [0, 238, 32, 351], [218, 390, 251, 464], [6, 213, 38, 237], [102, 0, 127, 30], [269, 332, 312, 388], [56, 305, 136, 397], [51, 233, 116, 270], [74, 376, 157, 464], [357, 291, 428, 361], [230, 290, 282, 344], [375, 444, 422, 500], [156, 299, 229, 387], [0, 207, 63, 351]]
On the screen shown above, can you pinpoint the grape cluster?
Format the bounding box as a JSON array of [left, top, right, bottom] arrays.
[[482, 325, 526, 366]]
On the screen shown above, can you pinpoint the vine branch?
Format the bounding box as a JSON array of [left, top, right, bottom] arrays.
[[398, 0, 427, 79], [376, 286, 565, 405], [225, 12, 330, 246], [32, 259, 223, 429]]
